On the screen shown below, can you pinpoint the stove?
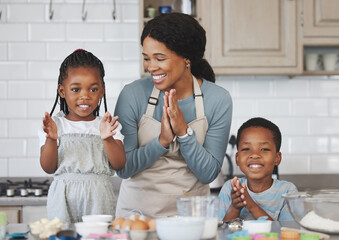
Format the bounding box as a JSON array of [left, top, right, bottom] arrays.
[[0, 178, 50, 197]]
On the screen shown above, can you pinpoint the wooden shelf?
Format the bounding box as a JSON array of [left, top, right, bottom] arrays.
[[303, 71, 339, 75]]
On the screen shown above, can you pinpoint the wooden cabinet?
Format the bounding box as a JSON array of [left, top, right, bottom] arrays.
[[303, 0, 339, 46], [0, 206, 22, 223], [200, 0, 303, 75]]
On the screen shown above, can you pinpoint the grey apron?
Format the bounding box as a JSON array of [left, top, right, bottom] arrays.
[[116, 76, 210, 218]]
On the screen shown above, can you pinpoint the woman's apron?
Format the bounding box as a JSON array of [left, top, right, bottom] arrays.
[[116, 77, 210, 218]]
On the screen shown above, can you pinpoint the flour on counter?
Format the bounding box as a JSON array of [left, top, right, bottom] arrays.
[[300, 211, 339, 232]]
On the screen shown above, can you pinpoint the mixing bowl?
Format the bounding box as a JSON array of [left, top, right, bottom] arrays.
[[283, 189, 339, 234], [74, 222, 109, 237], [156, 216, 205, 240], [82, 214, 113, 223]]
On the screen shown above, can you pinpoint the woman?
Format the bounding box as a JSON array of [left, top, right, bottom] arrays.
[[114, 13, 233, 218]]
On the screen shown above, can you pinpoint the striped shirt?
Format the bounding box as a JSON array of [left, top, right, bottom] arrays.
[[218, 177, 298, 221]]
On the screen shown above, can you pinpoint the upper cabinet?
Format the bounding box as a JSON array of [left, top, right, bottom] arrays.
[[303, 0, 339, 46], [200, 0, 303, 75], [139, 0, 339, 76]]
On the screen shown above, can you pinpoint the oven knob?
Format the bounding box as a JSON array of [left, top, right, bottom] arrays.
[[34, 189, 43, 197], [6, 189, 15, 197], [20, 189, 28, 197]]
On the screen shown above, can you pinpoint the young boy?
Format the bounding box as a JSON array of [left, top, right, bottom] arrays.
[[218, 117, 297, 221]]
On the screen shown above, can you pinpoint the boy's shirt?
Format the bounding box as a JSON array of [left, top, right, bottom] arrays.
[[218, 177, 298, 221]]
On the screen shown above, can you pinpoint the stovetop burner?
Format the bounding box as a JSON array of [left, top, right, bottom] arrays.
[[0, 178, 50, 197]]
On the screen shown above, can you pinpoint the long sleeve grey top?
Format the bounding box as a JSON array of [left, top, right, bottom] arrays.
[[114, 76, 233, 184]]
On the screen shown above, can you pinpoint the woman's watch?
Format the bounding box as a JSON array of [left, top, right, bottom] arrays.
[[177, 126, 193, 139]]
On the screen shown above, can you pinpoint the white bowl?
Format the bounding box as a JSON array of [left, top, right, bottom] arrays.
[[156, 216, 205, 240], [82, 214, 113, 223], [74, 222, 109, 237], [242, 220, 272, 234]]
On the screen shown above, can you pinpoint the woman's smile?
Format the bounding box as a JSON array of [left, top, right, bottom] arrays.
[[152, 73, 167, 84]]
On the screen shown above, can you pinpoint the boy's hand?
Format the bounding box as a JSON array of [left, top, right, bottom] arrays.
[[100, 112, 119, 140], [42, 112, 57, 141], [240, 182, 258, 212], [230, 177, 246, 210]]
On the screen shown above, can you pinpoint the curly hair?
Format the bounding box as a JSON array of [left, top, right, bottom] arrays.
[[141, 12, 215, 83], [50, 49, 107, 116], [236, 117, 282, 152]]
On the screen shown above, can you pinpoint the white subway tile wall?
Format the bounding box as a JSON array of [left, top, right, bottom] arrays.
[[0, 1, 338, 177]]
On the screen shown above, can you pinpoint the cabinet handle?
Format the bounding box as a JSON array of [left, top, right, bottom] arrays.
[[17, 209, 22, 223]]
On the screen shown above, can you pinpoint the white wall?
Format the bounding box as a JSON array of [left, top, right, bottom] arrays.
[[0, 0, 339, 177]]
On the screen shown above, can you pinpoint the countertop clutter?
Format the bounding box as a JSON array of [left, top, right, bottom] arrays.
[[3, 221, 339, 240]]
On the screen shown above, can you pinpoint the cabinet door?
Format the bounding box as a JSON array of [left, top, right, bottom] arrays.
[[303, 0, 339, 45], [22, 206, 47, 223], [201, 0, 302, 75], [0, 206, 22, 223]]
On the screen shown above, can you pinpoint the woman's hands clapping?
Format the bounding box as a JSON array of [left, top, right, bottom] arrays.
[[159, 89, 188, 148]]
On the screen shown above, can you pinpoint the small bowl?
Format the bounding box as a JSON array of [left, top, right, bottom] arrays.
[[82, 214, 113, 223], [283, 189, 339, 234], [156, 216, 205, 240], [242, 220, 272, 234], [74, 222, 109, 238]]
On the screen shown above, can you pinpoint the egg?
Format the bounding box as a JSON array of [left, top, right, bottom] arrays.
[[148, 218, 156, 230], [121, 219, 134, 230], [131, 220, 149, 231], [139, 215, 150, 223], [112, 217, 125, 228]]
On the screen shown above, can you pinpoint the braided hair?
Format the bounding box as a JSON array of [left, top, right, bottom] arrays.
[[50, 49, 107, 116]]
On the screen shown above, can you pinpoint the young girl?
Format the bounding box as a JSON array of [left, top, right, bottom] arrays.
[[39, 49, 126, 223]]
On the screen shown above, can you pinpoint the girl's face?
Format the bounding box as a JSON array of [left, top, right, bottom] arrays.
[[58, 66, 104, 121], [142, 36, 190, 93], [236, 127, 281, 186]]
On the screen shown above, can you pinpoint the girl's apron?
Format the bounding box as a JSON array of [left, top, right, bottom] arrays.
[[116, 76, 210, 218]]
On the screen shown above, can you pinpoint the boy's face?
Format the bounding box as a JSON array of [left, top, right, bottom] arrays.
[[236, 126, 281, 183]]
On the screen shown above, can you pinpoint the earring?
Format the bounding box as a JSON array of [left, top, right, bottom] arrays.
[[186, 63, 190, 69]]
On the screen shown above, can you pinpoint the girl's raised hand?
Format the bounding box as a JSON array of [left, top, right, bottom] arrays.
[[42, 112, 57, 141], [100, 112, 119, 140]]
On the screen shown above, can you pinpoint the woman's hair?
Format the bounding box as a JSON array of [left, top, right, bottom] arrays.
[[50, 49, 107, 116], [236, 117, 282, 152], [141, 12, 215, 83]]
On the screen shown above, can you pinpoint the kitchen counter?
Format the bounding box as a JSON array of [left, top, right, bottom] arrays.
[[217, 221, 337, 239], [0, 196, 47, 206], [5, 221, 339, 240]]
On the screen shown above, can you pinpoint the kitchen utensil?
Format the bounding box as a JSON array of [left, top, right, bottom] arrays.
[[6, 189, 14, 197], [242, 219, 272, 234], [224, 218, 243, 233], [34, 189, 43, 197], [323, 53, 338, 71], [146, 7, 156, 18], [283, 190, 339, 234], [176, 196, 219, 239], [20, 189, 28, 197], [156, 216, 204, 240], [82, 214, 113, 223], [158, 6, 171, 14], [280, 227, 330, 240], [56, 230, 81, 240], [74, 222, 109, 238], [305, 54, 321, 71]]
